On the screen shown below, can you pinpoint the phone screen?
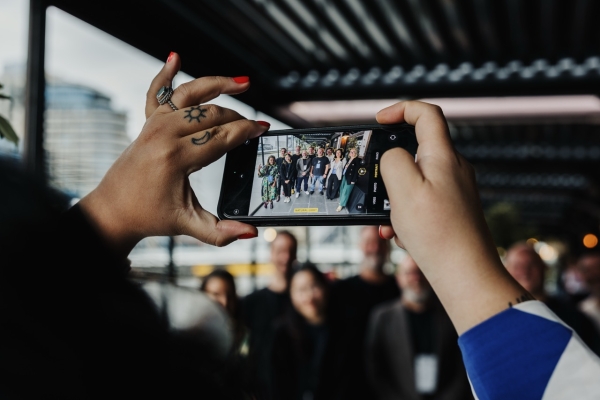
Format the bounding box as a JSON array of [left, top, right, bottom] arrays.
[[218, 124, 417, 225]]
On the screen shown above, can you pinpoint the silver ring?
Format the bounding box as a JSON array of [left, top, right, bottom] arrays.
[[156, 86, 179, 111]]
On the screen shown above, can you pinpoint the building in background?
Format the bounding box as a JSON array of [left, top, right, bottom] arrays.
[[45, 78, 129, 198]]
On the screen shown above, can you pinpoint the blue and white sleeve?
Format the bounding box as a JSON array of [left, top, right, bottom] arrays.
[[458, 300, 600, 400]]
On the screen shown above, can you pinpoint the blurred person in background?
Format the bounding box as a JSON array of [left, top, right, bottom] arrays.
[[504, 242, 600, 354], [577, 251, 600, 332], [200, 269, 252, 397], [271, 264, 352, 400], [329, 225, 400, 399], [560, 255, 590, 304], [366, 254, 473, 400], [241, 230, 298, 400], [200, 269, 249, 357]]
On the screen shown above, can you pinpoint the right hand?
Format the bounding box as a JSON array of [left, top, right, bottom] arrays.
[[377, 100, 526, 334]]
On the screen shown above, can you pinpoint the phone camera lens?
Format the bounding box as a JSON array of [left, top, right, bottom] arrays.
[[244, 140, 250, 145], [240, 174, 244, 179], [389, 134, 397, 141], [233, 209, 240, 215]]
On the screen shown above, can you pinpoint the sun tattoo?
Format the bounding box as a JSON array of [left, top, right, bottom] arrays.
[[192, 131, 211, 145], [184, 106, 207, 123]]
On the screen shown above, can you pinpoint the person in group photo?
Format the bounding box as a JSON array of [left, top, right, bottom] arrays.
[[280, 153, 295, 203], [337, 147, 360, 212], [258, 155, 278, 209], [309, 147, 330, 195], [296, 149, 311, 197], [326, 148, 346, 201], [275, 148, 287, 202], [291, 145, 302, 195]]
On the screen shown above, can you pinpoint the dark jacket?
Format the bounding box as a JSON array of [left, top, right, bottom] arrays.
[[365, 298, 474, 400], [343, 157, 360, 183], [280, 161, 295, 182]]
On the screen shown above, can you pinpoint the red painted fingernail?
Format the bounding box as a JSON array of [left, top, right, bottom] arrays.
[[256, 120, 270, 127], [378, 226, 385, 240], [238, 232, 257, 240], [233, 76, 250, 84], [167, 52, 175, 63]]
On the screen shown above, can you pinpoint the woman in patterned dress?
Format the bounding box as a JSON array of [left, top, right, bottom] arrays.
[[258, 155, 278, 209]]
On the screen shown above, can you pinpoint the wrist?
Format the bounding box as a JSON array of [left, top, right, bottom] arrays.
[[77, 191, 141, 260]]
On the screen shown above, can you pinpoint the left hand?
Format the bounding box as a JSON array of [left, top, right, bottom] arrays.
[[78, 52, 269, 259]]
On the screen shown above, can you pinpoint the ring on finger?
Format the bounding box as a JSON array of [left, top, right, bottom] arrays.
[[156, 86, 179, 111]]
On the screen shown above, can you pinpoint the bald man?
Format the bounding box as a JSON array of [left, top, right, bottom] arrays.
[[329, 226, 400, 399], [366, 254, 472, 400], [241, 230, 298, 400], [505, 242, 600, 355]]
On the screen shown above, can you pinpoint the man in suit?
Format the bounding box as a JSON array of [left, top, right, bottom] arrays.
[[365, 254, 473, 400]]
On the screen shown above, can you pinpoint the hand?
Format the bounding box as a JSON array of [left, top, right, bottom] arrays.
[[377, 101, 526, 334], [258, 164, 262, 170], [78, 52, 269, 259], [285, 180, 289, 184]]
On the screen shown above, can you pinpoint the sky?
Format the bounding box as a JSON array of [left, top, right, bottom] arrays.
[[0, 0, 289, 142], [0, 0, 290, 215]]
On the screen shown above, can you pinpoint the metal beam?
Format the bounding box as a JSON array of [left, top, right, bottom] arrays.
[[24, 0, 47, 181]]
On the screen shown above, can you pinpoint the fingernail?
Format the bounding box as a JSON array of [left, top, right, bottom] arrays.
[[256, 120, 270, 127], [378, 226, 385, 240], [167, 52, 175, 63], [233, 76, 250, 84], [238, 232, 257, 240]]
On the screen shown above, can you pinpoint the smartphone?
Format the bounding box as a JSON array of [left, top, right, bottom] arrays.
[[217, 123, 417, 226]]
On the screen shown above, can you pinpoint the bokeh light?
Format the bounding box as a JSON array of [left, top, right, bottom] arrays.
[[583, 233, 599, 249], [263, 228, 278, 242]]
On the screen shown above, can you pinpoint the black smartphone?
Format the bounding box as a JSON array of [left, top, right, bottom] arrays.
[[217, 123, 417, 226]]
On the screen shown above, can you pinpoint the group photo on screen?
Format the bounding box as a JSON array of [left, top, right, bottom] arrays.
[[249, 130, 375, 217]]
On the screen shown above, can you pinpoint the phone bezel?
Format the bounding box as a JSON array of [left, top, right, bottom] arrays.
[[217, 123, 416, 226]]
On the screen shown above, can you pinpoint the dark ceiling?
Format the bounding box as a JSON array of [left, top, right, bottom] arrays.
[[49, 0, 600, 253]]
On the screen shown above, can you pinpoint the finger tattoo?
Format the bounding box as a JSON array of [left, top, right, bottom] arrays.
[[184, 106, 208, 123], [192, 131, 211, 145]]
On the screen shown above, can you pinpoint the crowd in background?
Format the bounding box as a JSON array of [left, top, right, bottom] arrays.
[[198, 228, 600, 400]]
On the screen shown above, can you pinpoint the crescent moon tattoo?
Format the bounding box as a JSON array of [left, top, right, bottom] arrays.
[[192, 131, 211, 146]]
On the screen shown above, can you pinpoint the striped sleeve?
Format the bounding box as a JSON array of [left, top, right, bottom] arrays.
[[458, 300, 600, 400]]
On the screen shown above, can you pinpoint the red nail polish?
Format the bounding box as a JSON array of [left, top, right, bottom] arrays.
[[257, 120, 271, 127], [378, 226, 385, 240], [238, 232, 257, 240], [233, 76, 250, 84], [167, 52, 175, 63]]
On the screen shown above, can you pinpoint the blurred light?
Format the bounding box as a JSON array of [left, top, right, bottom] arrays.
[[538, 243, 558, 263], [264, 228, 278, 242], [497, 247, 506, 258], [583, 233, 599, 249], [287, 95, 600, 124], [526, 238, 538, 246]]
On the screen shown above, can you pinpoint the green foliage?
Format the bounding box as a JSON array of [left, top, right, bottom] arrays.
[[0, 82, 18, 145], [484, 201, 538, 248]]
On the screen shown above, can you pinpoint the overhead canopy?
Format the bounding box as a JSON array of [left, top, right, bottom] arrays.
[[47, 0, 600, 251]]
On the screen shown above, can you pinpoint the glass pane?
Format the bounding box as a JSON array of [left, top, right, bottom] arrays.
[[0, 0, 29, 158]]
